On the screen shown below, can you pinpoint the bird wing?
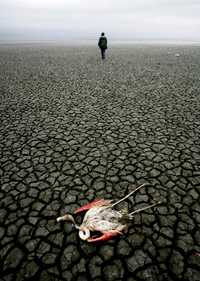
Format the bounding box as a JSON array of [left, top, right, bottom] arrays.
[[74, 199, 112, 214], [82, 207, 123, 233]]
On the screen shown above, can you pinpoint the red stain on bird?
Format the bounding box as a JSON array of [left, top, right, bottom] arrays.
[[57, 184, 161, 243]]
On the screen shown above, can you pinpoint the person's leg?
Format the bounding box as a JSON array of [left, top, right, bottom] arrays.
[[102, 49, 106, 59], [103, 49, 106, 59], [100, 48, 104, 59]]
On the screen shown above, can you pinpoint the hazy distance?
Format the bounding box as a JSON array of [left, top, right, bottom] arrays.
[[0, 0, 200, 43]]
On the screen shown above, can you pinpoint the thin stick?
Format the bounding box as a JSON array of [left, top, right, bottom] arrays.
[[111, 183, 147, 208], [129, 201, 162, 216]]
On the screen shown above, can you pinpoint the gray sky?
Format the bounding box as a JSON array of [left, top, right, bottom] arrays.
[[0, 0, 200, 42]]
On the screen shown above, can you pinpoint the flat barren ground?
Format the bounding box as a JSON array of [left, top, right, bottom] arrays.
[[0, 44, 200, 281]]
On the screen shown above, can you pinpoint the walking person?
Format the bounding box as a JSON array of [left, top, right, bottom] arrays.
[[98, 32, 108, 60]]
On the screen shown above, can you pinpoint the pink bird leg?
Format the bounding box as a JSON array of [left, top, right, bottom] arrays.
[[74, 199, 112, 214], [87, 230, 122, 243]]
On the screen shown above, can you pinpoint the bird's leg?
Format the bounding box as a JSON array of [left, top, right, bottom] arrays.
[[111, 183, 146, 208], [129, 201, 162, 218], [87, 230, 122, 243], [75, 184, 146, 214], [74, 199, 112, 214]]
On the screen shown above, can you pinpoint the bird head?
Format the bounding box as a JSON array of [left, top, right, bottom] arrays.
[[56, 214, 76, 225], [57, 214, 90, 240], [79, 227, 90, 240]]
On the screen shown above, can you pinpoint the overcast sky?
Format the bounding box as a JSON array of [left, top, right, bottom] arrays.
[[0, 0, 200, 42]]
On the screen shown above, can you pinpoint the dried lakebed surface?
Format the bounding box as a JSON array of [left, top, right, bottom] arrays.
[[0, 45, 200, 281]]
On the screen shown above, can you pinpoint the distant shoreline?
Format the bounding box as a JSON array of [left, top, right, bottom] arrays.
[[0, 39, 200, 46]]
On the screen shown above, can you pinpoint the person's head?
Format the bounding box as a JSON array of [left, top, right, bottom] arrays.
[[101, 32, 105, 36]]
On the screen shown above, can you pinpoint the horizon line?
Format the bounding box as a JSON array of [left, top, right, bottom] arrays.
[[0, 38, 200, 46]]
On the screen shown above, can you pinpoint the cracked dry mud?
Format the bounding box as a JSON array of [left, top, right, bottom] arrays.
[[0, 45, 200, 281]]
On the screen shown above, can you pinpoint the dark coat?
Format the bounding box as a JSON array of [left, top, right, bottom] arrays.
[[98, 36, 107, 49]]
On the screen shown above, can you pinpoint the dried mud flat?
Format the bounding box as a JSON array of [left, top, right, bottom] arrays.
[[0, 44, 200, 281]]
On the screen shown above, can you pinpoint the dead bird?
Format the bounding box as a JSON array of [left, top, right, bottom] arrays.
[[57, 184, 161, 243]]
